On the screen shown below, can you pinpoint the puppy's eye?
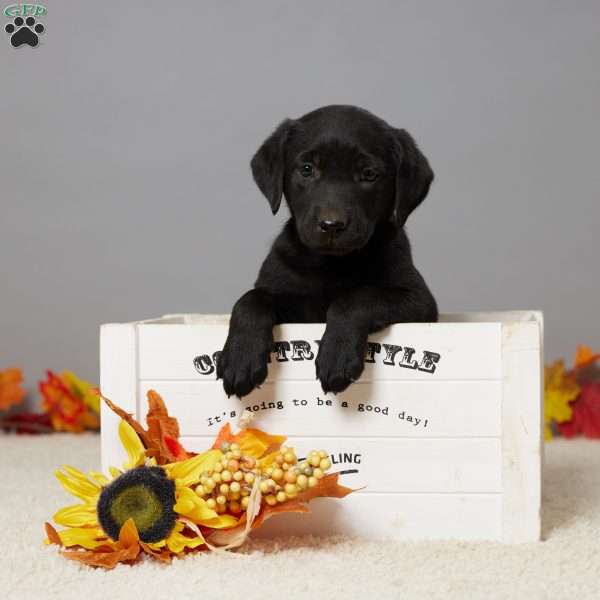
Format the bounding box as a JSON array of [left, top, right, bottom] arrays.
[[361, 167, 378, 182], [300, 163, 314, 178]]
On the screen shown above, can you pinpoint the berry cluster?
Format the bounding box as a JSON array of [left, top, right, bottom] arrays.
[[194, 442, 332, 514]]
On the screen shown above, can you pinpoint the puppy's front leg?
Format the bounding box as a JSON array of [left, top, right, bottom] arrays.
[[217, 289, 275, 398], [316, 285, 437, 394], [315, 306, 368, 395]]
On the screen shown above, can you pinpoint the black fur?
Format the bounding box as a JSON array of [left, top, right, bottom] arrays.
[[218, 105, 437, 397]]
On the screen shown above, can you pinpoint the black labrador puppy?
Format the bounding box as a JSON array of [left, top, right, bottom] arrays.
[[217, 105, 437, 398]]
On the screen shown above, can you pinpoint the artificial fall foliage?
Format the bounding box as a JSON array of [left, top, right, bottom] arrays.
[[40, 370, 100, 432], [0, 369, 99, 434], [45, 391, 354, 568], [0, 368, 26, 411], [557, 383, 600, 438], [544, 360, 580, 440], [545, 345, 600, 439]]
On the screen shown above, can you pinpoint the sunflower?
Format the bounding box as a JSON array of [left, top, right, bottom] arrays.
[[49, 419, 238, 560]]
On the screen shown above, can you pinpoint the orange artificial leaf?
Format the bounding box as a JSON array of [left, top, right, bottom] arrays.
[[140, 542, 172, 562], [250, 499, 311, 530], [211, 423, 234, 449], [44, 522, 61, 545], [146, 390, 180, 442], [251, 474, 354, 530], [297, 472, 355, 502], [575, 345, 600, 370], [164, 435, 188, 461], [62, 518, 141, 569], [117, 517, 140, 549], [0, 368, 26, 411], [208, 498, 310, 547], [102, 390, 193, 464], [102, 395, 149, 444], [144, 390, 192, 463]]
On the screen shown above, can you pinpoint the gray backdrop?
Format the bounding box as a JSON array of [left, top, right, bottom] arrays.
[[1, 1, 599, 405]]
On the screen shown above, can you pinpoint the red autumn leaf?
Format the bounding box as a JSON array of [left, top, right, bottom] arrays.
[[0, 411, 53, 434], [558, 382, 600, 439]]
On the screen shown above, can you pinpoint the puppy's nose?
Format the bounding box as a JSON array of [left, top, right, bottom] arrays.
[[319, 219, 346, 234]]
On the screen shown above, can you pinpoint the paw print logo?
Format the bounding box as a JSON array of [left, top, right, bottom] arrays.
[[5, 16, 45, 47]]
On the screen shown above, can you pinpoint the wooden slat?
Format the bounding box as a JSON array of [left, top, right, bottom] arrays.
[[180, 436, 502, 493], [252, 493, 503, 540], [139, 380, 502, 438], [137, 322, 502, 381], [100, 324, 138, 473], [501, 320, 543, 542]]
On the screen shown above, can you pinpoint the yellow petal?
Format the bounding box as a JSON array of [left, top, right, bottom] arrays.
[[55, 467, 101, 502], [109, 466, 122, 479], [57, 527, 109, 550], [89, 471, 110, 486], [53, 504, 98, 527], [259, 450, 280, 469], [200, 514, 240, 529], [174, 496, 195, 514], [165, 450, 222, 487], [236, 429, 286, 459], [174, 487, 220, 522], [119, 420, 146, 469], [165, 525, 205, 554]]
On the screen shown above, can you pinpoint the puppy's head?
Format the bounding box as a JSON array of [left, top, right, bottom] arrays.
[[251, 105, 433, 255]]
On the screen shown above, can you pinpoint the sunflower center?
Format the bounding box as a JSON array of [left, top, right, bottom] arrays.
[[97, 466, 176, 543], [109, 484, 163, 533]]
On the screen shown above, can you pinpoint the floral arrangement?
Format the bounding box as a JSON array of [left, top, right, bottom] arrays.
[[0, 368, 99, 433], [544, 345, 600, 439], [44, 390, 353, 568]]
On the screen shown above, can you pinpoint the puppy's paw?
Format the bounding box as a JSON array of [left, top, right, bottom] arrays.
[[217, 332, 270, 398], [315, 330, 365, 394]]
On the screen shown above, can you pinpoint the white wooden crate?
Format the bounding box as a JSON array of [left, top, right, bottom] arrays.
[[100, 311, 543, 542]]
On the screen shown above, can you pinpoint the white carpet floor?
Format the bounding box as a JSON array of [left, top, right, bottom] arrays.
[[2, 434, 600, 600]]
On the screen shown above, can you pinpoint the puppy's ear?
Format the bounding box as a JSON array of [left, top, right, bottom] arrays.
[[251, 119, 294, 215], [392, 128, 434, 226]]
